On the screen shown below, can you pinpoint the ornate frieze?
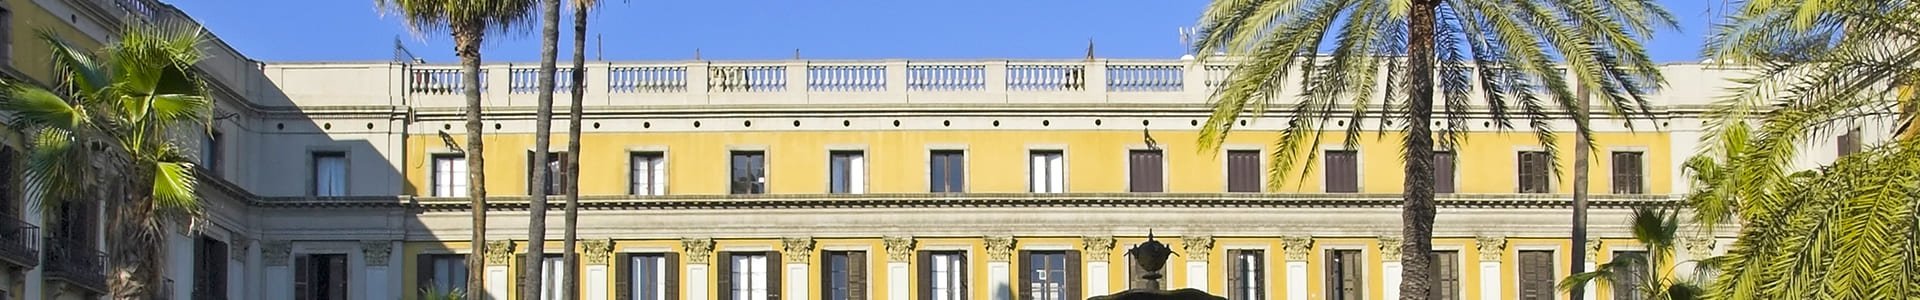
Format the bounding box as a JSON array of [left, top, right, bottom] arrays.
[[681, 238, 715, 264], [484, 241, 516, 265], [883, 236, 916, 263], [984, 236, 1015, 262], [1281, 236, 1313, 261], [1476, 236, 1507, 262], [781, 237, 814, 263], [361, 240, 393, 267], [1378, 236, 1403, 262], [1180, 236, 1213, 261], [261, 240, 291, 266], [583, 239, 614, 265], [1081, 236, 1115, 262], [1685, 237, 1715, 258]]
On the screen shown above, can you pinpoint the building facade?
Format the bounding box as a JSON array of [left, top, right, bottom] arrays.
[[0, 3, 1901, 300]]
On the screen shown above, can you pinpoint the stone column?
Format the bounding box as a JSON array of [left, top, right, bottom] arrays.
[[883, 236, 916, 300], [362, 240, 394, 300], [262, 241, 292, 300], [1180, 236, 1213, 292], [1582, 240, 1600, 300], [1281, 237, 1312, 300], [1378, 236, 1402, 300], [1476, 237, 1507, 300], [682, 238, 715, 300], [485, 241, 516, 300], [229, 236, 252, 300], [984, 236, 1016, 300], [583, 239, 614, 300], [1081, 236, 1115, 296], [783, 237, 816, 300]]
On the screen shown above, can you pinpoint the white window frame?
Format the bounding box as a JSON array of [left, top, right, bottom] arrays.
[[827, 147, 867, 194], [630, 253, 668, 300], [540, 255, 566, 300], [729, 253, 771, 300], [630, 151, 668, 196], [1028, 147, 1067, 193], [926, 146, 969, 193], [311, 150, 348, 197], [1318, 242, 1370, 300], [1220, 246, 1272, 300], [431, 154, 468, 197]]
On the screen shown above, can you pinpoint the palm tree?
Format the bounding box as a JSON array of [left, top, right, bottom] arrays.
[[1558, 207, 1708, 300], [0, 23, 209, 298], [1190, 0, 1673, 298], [1690, 0, 1920, 297], [521, 0, 563, 297], [374, 1, 536, 298], [559, 0, 602, 297]]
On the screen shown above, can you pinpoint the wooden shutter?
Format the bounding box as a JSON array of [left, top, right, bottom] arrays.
[[515, 254, 528, 296], [849, 251, 868, 300], [666, 253, 682, 300], [616, 253, 632, 300], [295, 255, 311, 300], [1065, 251, 1081, 300], [1839, 128, 1862, 156], [1612, 152, 1644, 194], [1227, 150, 1260, 192], [768, 251, 783, 300], [1518, 152, 1549, 193], [1325, 151, 1358, 193], [1428, 251, 1459, 300], [1225, 250, 1242, 300], [1518, 251, 1554, 300], [1434, 152, 1456, 194], [916, 251, 932, 300], [716, 252, 733, 300], [1016, 250, 1032, 299], [1128, 150, 1164, 192]]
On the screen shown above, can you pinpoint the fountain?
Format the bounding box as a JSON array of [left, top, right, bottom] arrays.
[[1087, 232, 1227, 300]]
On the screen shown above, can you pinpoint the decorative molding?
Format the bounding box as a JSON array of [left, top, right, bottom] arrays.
[[883, 236, 916, 263], [583, 239, 615, 265], [1476, 236, 1508, 262], [1179, 236, 1213, 261], [1585, 239, 1602, 262], [484, 241, 516, 265], [1082, 236, 1116, 262], [1684, 237, 1715, 258], [361, 240, 393, 267], [398, 193, 1682, 211], [261, 240, 291, 266], [228, 236, 250, 262], [781, 237, 815, 263], [682, 238, 715, 264], [1378, 236, 1403, 262], [984, 236, 1016, 262], [1281, 236, 1313, 261]]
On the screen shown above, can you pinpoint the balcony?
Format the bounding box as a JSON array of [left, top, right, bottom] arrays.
[[0, 214, 40, 268], [45, 237, 108, 294]]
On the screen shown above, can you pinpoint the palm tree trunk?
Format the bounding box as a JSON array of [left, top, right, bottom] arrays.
[[108, 162, 163, 299], [1570, 87, 1592, 300], [1400, 0, 1439, 299], [522, 0, 562, 298], [560, 1, 590, 299], [453, 20, 490, 300]]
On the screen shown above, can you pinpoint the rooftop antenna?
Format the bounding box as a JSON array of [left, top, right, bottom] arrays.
[[393, 37, 423, 64], [794, 48, 801, 59], [596, 34, 604, 61], [695, 48, 702, 60], [1085, 39, 1096, 61]]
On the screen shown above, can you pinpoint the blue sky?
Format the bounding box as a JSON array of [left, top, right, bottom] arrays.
[[170, 0, 1724, 63]]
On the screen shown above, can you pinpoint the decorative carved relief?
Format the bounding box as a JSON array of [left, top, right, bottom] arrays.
[[261, 240, 291, 266], [1476, 236, 1507, 262], [361, 240, 393, 267], [1180, 236, 1213, 261], [228, 236, 250, 262], [782, 237, 815, 263], [682, 238, 715, 264], [883, 236, 916, 263], [1585, 239, 1602, 262], [583, 239, 615, 265], [1685, 237, 1715, 258], [1081, 236, 1115, 262], [1378, 236, 1403, 262], [484, 241, 516, 265], [1281, 236, 1313, 261], [984, 236, 1016, 262]]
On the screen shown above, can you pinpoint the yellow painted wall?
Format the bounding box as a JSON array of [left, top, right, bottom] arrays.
[[405, 131, 1672, 196], [6, 0, 107, 84]]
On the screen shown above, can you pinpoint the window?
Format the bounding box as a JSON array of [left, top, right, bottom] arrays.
[[1517, 151, 1551, 193], [631, 152, 666, 195], [1226, 150, 1261, 193], [202, 131, 221, 176], [1609, 251, 1648, 300], [539, 255, 567, 300], [0, 6, 11, 63], [1225, 250, 1265, 300], [1324, 249, 1364, 300], [1838, 128, 1862, 156], [312, 152, 347, 197], [1128, 149, 1164, 192], [731, 151, 767, 195], [1020, 250, 1078, 300], [918, 251, 968, 300], [1517, 250, 1556, 300], [929, 150, 965, 193], [1324, 150, 1359, 193], [527, 152, 570, 196], [431, 155, 469, 197], [416, 254, 468, 297], [192, 236, 229, 300], [821, 251, 867, 300], [1434, 151, 1456, 194], [1029, 151, 1065, 193], [1, 146, 17, 216], [719, 252, 780, 300], [620, 253, 677, 300], [295, 254, 350, 300], [829, 151, 866, 194], [1428, 251, 1460, 300], [1611, 152, 1645, 194]]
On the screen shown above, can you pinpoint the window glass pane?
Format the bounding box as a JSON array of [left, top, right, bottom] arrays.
[[731, 152, 766, 194]]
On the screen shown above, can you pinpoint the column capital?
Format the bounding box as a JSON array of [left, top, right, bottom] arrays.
[[583, 239, 615, 265], [262, 240, 292, 266], [681, 238, 715, 264], [1684, 237, 1715, 258], [484, 240, 516, 265], [1081, 236, 1116, 262], [229, 236, 251, 262], [883, 236, 916, 263], [1377, 236, 1403, 262], [1476, 236, 1508, 262], [984, 236, 1016, 262], [1585, 239, 1603, 262], [782, 237, 815, 263], [361, 240, 394, 267], [1180, 235, 1214, 261], [1281, 236, 1313, 261]]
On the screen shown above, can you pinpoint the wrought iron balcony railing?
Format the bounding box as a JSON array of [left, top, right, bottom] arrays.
[[45, 236, 107, 293], [0, 214, 39, 268]]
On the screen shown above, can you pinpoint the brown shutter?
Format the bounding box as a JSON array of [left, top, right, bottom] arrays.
[[1325, 151, 1358, 193], [1518, 251, 1555, 300], [1016, 250, 1032, 300], [1434, 152, 1455, 194], [1065, 250, 1082, 300], [768, 251, 783, 300], [1128, 150, 1164, 192], [850, 251, 868, 300], [516, 254, 528, 296], [717, 252, 733, 300], [917, 251, 932, 300], [1227, 150, 1260, 192], [616, 253, 632, 300], [1839, 128, 1861, 156], [295, 255, 311, 300], [1225, 250, 1241, 300], [666, 253, 682, 300], [957, 253, 969, 297]]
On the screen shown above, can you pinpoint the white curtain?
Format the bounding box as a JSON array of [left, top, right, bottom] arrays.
[[435, 157, 468, 197], [733, 255, 769, 300], [315, 154, 347, 196], [849, 154, 866, 194], [1030, 152, 1064, 193], [634, 156, 667, 196], [542, 257, 566, 300]]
